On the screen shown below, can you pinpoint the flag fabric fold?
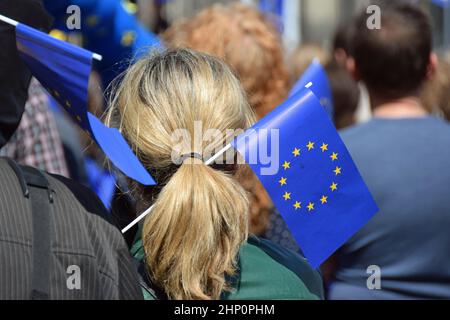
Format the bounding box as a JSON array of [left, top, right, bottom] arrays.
[[15, 21, 156, 186], [232, 89, 378, 268], [290, 60, 333, 117]]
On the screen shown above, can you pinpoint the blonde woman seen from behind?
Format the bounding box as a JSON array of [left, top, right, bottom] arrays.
[[106, 49, 324, 300]]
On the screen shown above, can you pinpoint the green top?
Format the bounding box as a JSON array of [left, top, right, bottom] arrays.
[[131, 235, 324, 300]]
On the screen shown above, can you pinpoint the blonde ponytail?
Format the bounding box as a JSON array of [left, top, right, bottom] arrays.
[[144, 161, 249, 299], [106, 49, 256, 299]]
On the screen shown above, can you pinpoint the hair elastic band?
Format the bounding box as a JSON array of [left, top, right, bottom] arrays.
[[180, 152, 203, 163]]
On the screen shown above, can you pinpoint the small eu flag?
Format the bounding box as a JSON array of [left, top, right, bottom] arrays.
[[14, 21, 156, 186], [232, 89, 378, 268], [290, 60, 333, 117]]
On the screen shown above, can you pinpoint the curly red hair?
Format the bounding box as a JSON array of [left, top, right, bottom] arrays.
[[162, 3, 289, 118]]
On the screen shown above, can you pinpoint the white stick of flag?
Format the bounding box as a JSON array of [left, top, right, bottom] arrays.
[[0, 14, 103, 62]]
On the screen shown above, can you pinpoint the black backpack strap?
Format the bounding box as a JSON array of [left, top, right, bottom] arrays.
[[4, 158, 54, 300]]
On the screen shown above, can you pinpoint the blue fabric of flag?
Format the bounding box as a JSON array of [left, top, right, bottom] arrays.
[[290, 60, 334, 117], [232, 89, 378, 267], [15, 22, 156, 186]]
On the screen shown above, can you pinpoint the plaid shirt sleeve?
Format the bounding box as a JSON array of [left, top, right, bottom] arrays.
[[0, 78, 69, 177]]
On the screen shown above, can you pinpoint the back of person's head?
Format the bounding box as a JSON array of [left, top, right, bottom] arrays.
[[162, 3, 289, 118], [326, 63, 360, 129], [332, 22, 355, 66], [422, 55, 450, 121], [352, 2, 432, 100], [107, 49, 255, 300], [288, 44, 330, 83]]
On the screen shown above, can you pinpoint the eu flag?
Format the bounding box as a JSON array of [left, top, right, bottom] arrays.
[[290, 60, 333, 117], [232, 89, 378, 268], [43, 0, 162, 87], [14, 21, 156, 186]]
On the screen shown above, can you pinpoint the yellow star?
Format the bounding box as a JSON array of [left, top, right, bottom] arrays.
[[282, 161, 291, 170], [65, 101, 71, 108], [54, 90, 60, 98], [86, 15, 99, 27], [292, 148, 301, 157], [293, 201, 302, 210], [330, 182, 338, 192], [334, 166, 342, 176], [307, 202, 315, 211], [320, 143, 329, 152], [121, 30, 136, 47], [307, 141, 315, 151], [320, 196, 328, 204], [330, 152, 339, 161], [279, 177, 287, 186], [76, 115, 82, 123], [283, 192, 292, 201]]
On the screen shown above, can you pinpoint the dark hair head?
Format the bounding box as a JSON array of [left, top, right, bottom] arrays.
[[352, 2, 432, 99], [326, 63, 360, 129], [333, 22, 355, 55]]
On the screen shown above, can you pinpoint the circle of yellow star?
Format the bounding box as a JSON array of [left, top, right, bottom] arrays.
[[279, 177, 287, 186], [283, 192, 292, 201], [330, 182, 338, 192], [307, 141, 315, 151], [307, 202, 315, 211], [292, 148, 301, 157], [293, 201, 302, 210], [320, 143, 329, 152], [320, 196, 328, 204], [334, 166, 342, 176], [282, 161, 291, 170], [330, 152, 339, 161]]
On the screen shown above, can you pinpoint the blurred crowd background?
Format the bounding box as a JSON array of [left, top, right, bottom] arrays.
[[137, 0, 450, 51]]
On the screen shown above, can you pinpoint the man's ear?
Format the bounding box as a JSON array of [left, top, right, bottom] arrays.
[[427, 53, 438, 80], [346, 57, 361, 82]]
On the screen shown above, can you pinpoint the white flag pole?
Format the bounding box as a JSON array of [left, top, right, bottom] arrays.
[[0, 13, 103, 62], [121, 143, 233, 234], [0, 14, 18, 26]]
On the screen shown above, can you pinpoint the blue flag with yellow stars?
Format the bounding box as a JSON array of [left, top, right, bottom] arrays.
[[14, 21, 156, 186], [232, 89, 378, 268], [290, 60, 334, 117], [43, 0, 162, 87]]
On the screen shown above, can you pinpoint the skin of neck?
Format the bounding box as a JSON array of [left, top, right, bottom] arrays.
[[369, 91, 429, 119]]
